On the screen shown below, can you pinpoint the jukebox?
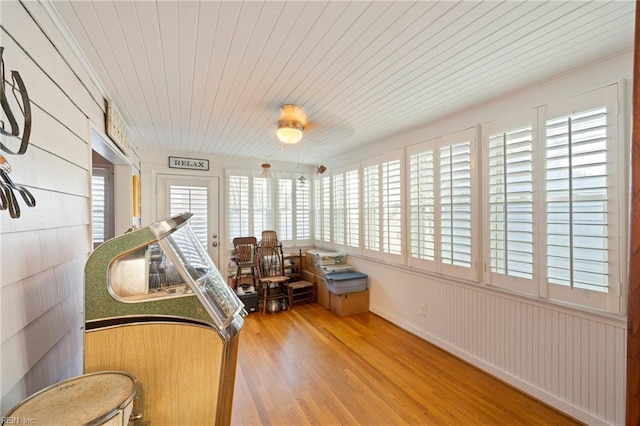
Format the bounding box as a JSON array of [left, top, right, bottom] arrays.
[[84, 213, 245, 425]]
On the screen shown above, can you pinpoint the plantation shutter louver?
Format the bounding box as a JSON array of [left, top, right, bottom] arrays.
[[91, 170, 106, 246], [363, 164, 380, 252], [546, 107, 608, 292], [253, 177, 272, 238], [228, 175, 249, 241], [440, 141, 472, 268], [169, 184, 208, 248], [382, 159, 402, 255], [409, 148, 435, 262], [345, 168, 360, 249], [277, 178, 293, 240], [296, 178, 310, 240], [333, 173, 345, 245], [489, 127, 534, 279]]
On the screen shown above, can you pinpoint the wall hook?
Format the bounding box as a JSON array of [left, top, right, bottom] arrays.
[[0, 46, 32, 155]]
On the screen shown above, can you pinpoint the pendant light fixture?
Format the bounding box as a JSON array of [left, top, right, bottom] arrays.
[[276, 104, 304, 144], [260, 162, 272, 178]]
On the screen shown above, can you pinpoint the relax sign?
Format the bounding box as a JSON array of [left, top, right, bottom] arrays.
[[168, 156, 209, 171]]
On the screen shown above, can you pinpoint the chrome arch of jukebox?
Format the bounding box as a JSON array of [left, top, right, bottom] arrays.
[[84, 212, 245, 425]]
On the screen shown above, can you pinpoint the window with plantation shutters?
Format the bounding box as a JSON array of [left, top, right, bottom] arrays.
[[363, 163, 379, 252], [488, 126, 533, 281], [545, 106, 609, 292], [228, 175, 249, 241], [296, 177, 310, 240], [253, 177, 272, 238], [321, 175, 331, 243], [409, 146, 435, 263], [480, 84, 621, 312], [312, 175, 330, 242], [345, 168, 359, 248], [333, 173, 345, 245], [92, 172, 105, 246], [169, 184, 208, 248], [277, 178, 293, 240], [314, 178, 322, 240], [382, 159, 402, 255], [440, 141, 472, 268], [91, 167, 112, 248], [361, 152, 403, 261], [228, 172, 311, 245]]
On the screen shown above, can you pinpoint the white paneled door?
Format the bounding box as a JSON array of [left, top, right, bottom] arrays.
[[156, 174, 220, 266]]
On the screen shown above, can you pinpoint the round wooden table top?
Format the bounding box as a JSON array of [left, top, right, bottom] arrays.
[[7, 371, 136, 425]]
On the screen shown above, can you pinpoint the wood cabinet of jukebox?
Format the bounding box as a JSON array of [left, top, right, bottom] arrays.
[[84, 213, 245, 425]]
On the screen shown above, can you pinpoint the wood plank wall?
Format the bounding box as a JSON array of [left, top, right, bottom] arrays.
[[0, 1, 108, 414]]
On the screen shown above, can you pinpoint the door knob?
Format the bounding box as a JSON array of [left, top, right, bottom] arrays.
[[212, 234, 218, 239], [212, 242, 218, 247]]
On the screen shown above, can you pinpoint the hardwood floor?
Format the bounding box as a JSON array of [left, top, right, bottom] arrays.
[[230, 303, 580, 426]]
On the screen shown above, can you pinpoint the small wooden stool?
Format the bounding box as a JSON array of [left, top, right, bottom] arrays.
[[285, 280, 316, 309]]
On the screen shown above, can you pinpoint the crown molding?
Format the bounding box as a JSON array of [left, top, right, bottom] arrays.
[[39, 0, 109, 100]]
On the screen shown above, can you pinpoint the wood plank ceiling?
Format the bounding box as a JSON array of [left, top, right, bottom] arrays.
[[50, 0, 635, 165]]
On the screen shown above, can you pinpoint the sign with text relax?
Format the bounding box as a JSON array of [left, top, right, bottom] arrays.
[[168, 156, 209, 171]]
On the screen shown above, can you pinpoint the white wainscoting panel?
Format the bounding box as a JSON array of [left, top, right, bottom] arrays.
[[349, 257, 626, 425]]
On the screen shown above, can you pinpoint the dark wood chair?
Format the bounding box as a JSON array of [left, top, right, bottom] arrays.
[[232, 237, 258, 289], [259, 231, 316, 309], [256, 244, 289, 314]]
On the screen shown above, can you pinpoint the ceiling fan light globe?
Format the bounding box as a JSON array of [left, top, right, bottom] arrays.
[[277, 121, 304, 144]]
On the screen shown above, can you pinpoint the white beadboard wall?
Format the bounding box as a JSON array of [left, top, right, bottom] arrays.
[[0, 1, 114, 415], [348, 256, 626, 425]]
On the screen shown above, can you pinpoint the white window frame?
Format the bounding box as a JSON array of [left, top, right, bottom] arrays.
[[91, 166, 114, 248], [295, 174, 311, 243], [227, 173, 250, 242], [277, 176, 294, 242], [407, 139, 438, 272], [227, 170, 311, 247], [482, 111, 537, 295], [344, 164, 361, 253], [332, 171, 345, 247], [362, 150, 404, 264], [329, 163, 361, 254], [537, 84, 623, 313], [362, 157, 381, 259], [313, 175, 332, 244], [438, 128, 478, 281]]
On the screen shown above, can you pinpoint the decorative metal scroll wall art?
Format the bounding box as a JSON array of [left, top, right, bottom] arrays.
[[0, 46, 35, 219]]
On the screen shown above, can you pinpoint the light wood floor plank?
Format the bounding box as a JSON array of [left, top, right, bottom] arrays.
[[231, 303, 581, 425]]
